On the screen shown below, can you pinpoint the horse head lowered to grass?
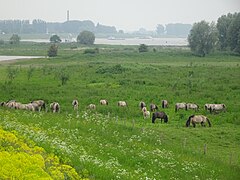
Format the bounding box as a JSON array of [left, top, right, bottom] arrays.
[[186, 115, 211, 128], [152, 112, 168, 123]]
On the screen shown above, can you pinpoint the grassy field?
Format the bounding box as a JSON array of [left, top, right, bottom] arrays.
[[0, 42, 240, 179]]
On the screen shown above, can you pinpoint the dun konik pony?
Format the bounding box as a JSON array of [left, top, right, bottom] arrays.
[[162, 100, 168, 108], [72, 99, 79, 110], [175, 103, 187, 112], [100, 99, 108, 105], [31, 100, 46, 111], [139, 101, 146, 110], [150, 103, 158, 112], [210, 104, 226, 114], [186, 115, 211, 128], [5, 100, 16, 109], [186, 103, 199, 112], [118, 101, 127, 107], [152, 112, 168, 123], [88, 104, 96, 110], [50, 102, 60, 113], [204, 104, 214, 112], [142, 107, 150, 119]]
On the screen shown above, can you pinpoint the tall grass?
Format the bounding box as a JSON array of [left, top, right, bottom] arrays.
[[0, 43, 240, 179]]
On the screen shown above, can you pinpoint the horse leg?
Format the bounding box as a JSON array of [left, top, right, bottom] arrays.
[[192, 122, 196, 128]]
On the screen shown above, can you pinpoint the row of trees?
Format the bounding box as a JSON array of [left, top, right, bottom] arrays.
[[0, 20, 118, 35], [188, 12, 240, 56]]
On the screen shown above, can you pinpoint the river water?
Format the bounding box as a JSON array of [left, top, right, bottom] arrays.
[[22, 37, 188, 46], [0, 56, 45, 62]]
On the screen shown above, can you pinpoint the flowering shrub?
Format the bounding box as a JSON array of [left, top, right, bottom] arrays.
[[0, 127, 84, 179]]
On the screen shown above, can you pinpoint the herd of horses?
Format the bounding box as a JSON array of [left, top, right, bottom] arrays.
[[0, 99, 226, 128]]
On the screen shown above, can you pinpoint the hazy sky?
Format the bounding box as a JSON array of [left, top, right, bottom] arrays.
[[0, 0, 239, 31]]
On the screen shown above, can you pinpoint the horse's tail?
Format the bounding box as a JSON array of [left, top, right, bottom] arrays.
[[185, 104, 188, 110], [164, 115, 168, 123], [152, 113, 155, 123], [162, 101, 164, 108], [156, 105, 158, 110], [175, 105, 177, 112], [207, 118, 211, 127]]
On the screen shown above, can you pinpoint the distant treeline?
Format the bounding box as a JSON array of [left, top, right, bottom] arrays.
[[0, 19, 192, 37], [0, 19, 118, 35]]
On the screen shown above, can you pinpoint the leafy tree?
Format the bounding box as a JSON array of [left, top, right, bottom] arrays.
[[188, 21, 217, 57], [217, 13, 237, 50], [9, 34, 20, 44], [138, 44, 148, 53], [156, 24, 164, 35], [227, 13, 240, 54], [50, 34, 62, 43], [48, 44, 58, 57], [77, 31, 95, 45]]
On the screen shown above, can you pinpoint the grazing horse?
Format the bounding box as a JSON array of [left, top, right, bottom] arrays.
[[152, 112, 168, 123], [100, 99, 108, 105], [142, 107, 150, 119], [186, 115, 211, 128], [88, 104, 96, 110], [186, 103, 199, 111], [50, 102, 60, 113], [204, 104, 214, 112], [31, 100, 46, 111], [139, 101, 146, 110], [5, 100, 16, 109], [210, 104, 226, 114], [162, 100, 168, 108], [150, 103, 158, 112], [0, 102, 6, 106], [72, 99, 79, 110], [118, 101, 127, 107], [26, 103, 35, 111], [175, 103, 187, 112]]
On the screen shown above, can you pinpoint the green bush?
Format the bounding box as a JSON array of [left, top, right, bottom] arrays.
[[48, 44, 58, 57], [84, 48, 99, 54], [138, 44, 148, 53]]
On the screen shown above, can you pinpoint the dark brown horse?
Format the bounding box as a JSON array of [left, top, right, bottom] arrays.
[[152, 112, 168, 123]]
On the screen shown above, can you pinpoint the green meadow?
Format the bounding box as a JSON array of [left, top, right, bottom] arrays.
[[0, 42, 240, 179]]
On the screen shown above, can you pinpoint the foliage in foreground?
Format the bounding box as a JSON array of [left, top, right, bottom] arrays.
[[0, 125, 86, 180]]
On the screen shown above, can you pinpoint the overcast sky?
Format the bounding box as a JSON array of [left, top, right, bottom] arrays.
[[0, 0, 239, 31]]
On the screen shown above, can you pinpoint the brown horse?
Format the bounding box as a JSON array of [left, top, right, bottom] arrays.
[[152, 112, 168, 123], [186, 115, 211, 128]]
